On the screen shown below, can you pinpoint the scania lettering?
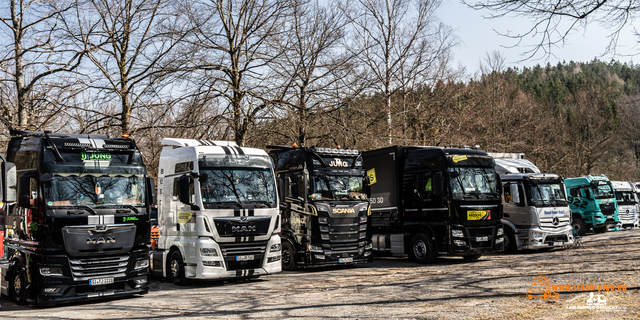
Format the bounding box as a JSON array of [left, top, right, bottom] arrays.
[[268, 146, 372, 270], [564, 175, 620, 235], [151, 139, 281, 284], [0, 130, 154, 306], [363, 146, 504, 263]]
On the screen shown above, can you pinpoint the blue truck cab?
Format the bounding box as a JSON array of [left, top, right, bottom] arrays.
[[564, 175, 620, 235]]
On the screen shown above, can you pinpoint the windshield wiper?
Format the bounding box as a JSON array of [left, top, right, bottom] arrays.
[[120, 205, 140, 214], [67, 205, 97, 215]]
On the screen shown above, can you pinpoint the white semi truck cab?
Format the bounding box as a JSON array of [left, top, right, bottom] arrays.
[[490, 154, 574, 252], [611, 181, 639, 229], [151, 139, 281, 284]]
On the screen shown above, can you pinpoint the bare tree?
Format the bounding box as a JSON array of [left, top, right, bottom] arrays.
[[65, 0, 188, 135], [0, 0, 84, 130], [465, 0, 636, 59], [268, 0, 357, 146], [180, 0, 289, 146], [342, 0, 457, 145]]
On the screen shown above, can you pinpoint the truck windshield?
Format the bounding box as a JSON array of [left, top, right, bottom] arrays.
[[448, 167, 498, 199], [199, 168, 276, 205], [615, 191, 637, 205], [311, 175, 366, 201], [592, 184, 614, 199], [44, 174, 145, 210], [527, 183, 567, 207]]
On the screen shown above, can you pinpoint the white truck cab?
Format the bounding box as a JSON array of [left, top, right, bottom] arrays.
[[151, 139, 281, 284], [611, 181, 639, 229], [489, 153, 574, 252]]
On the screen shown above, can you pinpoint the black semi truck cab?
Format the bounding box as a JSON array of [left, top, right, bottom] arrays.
[[0, 130, 155, 306], [268, 146, 372, 270], [363, 146, 504, 263]]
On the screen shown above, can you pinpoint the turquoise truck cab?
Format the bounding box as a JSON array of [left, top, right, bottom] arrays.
[[564, 175, 620, 235]]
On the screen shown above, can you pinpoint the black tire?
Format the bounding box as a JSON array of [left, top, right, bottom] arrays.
[[9, 264, 28, 305], [168, 250, 189, 286], [281, 241, 296, 271], [572, 218, 587, 236], [409, 233, 436, 264], [503, 228, 518, 254], [463, 254, 482, 261], [593, 226, 607, 234]]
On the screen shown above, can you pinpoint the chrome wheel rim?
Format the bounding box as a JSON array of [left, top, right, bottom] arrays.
[[171, 259, 180, 278], [414, 240, 426, 259]]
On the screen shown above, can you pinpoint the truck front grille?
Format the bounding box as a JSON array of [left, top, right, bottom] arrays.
[[319, 217, 366, 247], [539, 216, 571, 228], [599, 202, 616, 215], [69, 255, 129, 280], [218, 241, 267, 271]]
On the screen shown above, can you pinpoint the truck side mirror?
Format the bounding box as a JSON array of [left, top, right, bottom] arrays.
[[178, 175, 191, 205], [146, 177, 157, 206], [3, 161, 16, 203], [510, 184, 520, 204], [17, 173, 34, 209], [433, 172, 443, 196]]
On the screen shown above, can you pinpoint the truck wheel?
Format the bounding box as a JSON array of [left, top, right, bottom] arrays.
[[9, 265, 28, 305], [463, 254, 482, 261], [168, 250, 189, 286], [281, 241, 296, 271], [572, 218, 587, 236], [409, 233, 436, 264], [503, 228, 517, 254]]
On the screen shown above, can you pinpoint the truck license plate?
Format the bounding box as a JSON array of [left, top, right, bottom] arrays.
[[552, 242, 563, 246], [89, 277, 114, 286], [476, 236, 488, 242], [607, 216, 612, 219], [236, 255, 254, 261], [339, 258, 353, 263]]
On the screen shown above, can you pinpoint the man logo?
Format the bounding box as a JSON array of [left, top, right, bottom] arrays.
[[332, 208, 355, 214], [232, 225, 256, 232], [329, 158, 349, 167], [87, 237, 116, 244]]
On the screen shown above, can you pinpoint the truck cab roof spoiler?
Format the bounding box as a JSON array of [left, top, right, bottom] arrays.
[[162, 138, 238, 147]]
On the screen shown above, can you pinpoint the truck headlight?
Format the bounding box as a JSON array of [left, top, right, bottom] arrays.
[[497, 228, 503, 236], [200, 248, 218, 256], [531, 231, 544, 240], [360, 216, 367, 223], [270, 244, 281, 252], [451, 230, 464, 238], [308, 244, 323, 253], [134, 259, 149, 270], [365, 243, 373, 250], [495, 237, 504, 244], [40, 267, 63, 276]]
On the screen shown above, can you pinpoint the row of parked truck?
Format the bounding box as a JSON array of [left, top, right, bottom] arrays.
[[0, 130, 636, 306]]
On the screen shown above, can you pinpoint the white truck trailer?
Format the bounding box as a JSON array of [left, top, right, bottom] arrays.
[[151, 139, 282, 284], [611, 181, 639, 229], [489, 153, 574, 252]]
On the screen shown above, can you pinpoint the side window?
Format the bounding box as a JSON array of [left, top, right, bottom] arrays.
[[172, 177, 194, 203], [503, 183, 512, 203], [173, 178, 180, 201], [569, 188, 580, 198], [174, 162, 193, 174], [287, 175, 298, 199], [297, 175, 305, 200]]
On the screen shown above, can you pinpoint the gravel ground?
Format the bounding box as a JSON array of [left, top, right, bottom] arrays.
[[1, 229, 638, 319]]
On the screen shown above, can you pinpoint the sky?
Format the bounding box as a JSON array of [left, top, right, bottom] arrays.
[[438, 0, 640, 76]]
